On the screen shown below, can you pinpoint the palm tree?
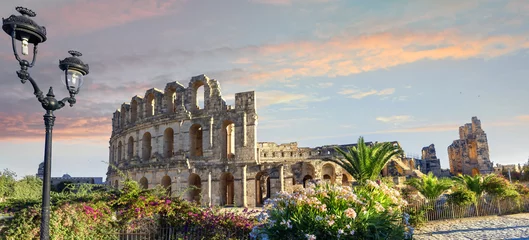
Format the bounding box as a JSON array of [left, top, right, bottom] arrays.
[[453, 174, 494, 198], [323, 136, 404, 183], [406, 172, 453, 199]]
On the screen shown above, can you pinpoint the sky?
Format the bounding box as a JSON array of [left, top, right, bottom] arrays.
[[0, 0, 528, 179]]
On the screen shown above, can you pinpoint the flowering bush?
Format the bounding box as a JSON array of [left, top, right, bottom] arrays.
[[0, 178, 258, 240], [2, 202, 116, 240], [250, 180, 411, 240]]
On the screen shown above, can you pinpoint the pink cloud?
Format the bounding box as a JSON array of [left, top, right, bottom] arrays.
[[0, 112, 111, 142], [38, 0, 187, 36], [223, 29, 529, 84]]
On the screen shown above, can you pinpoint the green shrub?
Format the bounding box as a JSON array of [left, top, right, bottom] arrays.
[[250, 180, 410, 240]]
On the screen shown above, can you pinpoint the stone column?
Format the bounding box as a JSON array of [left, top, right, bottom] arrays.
[[209, 117, 214, 149], [242, 165, 247, 207], [279, 165, 284, 192], [242, 112, 247, 147], [208, 172, 212, 207]]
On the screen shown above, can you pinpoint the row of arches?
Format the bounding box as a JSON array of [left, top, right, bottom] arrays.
[[118, 84, 207, 128], [111, 167, 351, 207], [111, 120, 236, 163]]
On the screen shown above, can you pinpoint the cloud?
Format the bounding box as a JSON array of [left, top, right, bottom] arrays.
[[38, 0, 187, 36], [250, 0, 332, 5], [376, 115, 414, 123], [256, 90, 328, 108], [317, 82, 334, 88], [338, 87, 395, 99], [0, 112, 111, 142], [259, 117, 320, 129]]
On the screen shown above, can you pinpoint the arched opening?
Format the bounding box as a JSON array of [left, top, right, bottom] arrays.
[[114, 180, 119, 189], [120, 106, 126, 127], [188, 173, 202, 204], [145, 93, 155, 117], [342, 174, 351, 186], [322, 163, 336, 184], [195, 83, 205, 110], [142, 132, 152, 161], [303, 175, 313, 188], [163, 128, 174, 158], [131, 100, 138, 123], [190, 124, 203, 157], [139, 177, 148, 189], [255, 172, 271, 206], [220, 172, 235, 206], [222, 120, 235, 160], [127, 136, 134, 159], [161, 175, 171, 196], [472, 168, 480, 176], [117, 141, 123, 162], [165, 88, 177, 113]]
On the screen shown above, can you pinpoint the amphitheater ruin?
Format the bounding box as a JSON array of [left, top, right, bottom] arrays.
[[106, 75, 423, 207]]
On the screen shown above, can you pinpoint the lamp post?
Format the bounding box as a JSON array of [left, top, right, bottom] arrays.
[[2, 7, 89, 240]]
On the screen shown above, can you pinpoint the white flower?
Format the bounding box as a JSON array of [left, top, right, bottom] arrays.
[[315, 215, 323, 221], [305, 234, 317, 240], [338, 229, 344, 235]]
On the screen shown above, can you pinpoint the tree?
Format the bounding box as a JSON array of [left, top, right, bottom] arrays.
[[12, 175, 42, 200], [406, 172, 453, 199], [323, 136, 404, 183], [0, 169, 17, 201]]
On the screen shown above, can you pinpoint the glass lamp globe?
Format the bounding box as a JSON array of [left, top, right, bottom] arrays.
[[63, 69, 84, 93]]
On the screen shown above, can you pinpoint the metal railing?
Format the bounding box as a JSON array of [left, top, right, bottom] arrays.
[[114, 225, 252, 240], [404, 196, 529, 222]]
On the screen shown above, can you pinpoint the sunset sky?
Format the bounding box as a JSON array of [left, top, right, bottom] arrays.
[[0, 0, 528, 179]]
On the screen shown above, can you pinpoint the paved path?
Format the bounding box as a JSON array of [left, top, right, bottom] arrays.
[[414, 213, 529, 240]]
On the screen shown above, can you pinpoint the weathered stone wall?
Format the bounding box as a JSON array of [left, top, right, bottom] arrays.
[[107, 75, 416, 208], [416, 144, 442, 176], [448, 117, 493, 176]]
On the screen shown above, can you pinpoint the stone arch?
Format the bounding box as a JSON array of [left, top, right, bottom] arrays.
[[255, 171, 271, 206], [145, 93, 155, 117], [192, 81, 205, 110], [117, 141, 123, 162], [165, 87, 177, 113], [127, 136, 134, 159], [142, 132, 152, 161], [220, 172, 235, 206], [161, 175, 171, 195], [188, 173, 201, 204], [322, 163, 336, 184], [303, 175, 313, 188], [163, 128, 174, 158], [300, 162, 315, 186], [221, 120, 235, 160], [190, 124, 203, 157], [471, 168, 480, 176], [342, 173, 352, 186], [131, 99, 138, 123], [139, 177, 148, 189]]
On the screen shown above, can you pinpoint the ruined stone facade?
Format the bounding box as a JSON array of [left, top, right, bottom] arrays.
[[106, 75, 419, 207], [448, 117, 493, 176], [415, 144, 442, 176]]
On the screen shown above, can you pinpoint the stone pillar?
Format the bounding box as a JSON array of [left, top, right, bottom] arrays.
[[209, 117, 214, 149], [208, 171, 212, 207], [279, 165, 284, 192], [242, 165, 247, 207], [243, 112, 247, 147]]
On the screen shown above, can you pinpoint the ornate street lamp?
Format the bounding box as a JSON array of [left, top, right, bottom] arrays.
[[2, 7, 89, 240]]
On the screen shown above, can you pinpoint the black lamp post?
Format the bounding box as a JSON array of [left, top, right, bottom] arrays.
[[2, 7, 89, 240]]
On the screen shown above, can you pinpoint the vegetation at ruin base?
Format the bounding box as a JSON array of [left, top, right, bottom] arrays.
[[1, 136, 529, 239], [323, 136, 404, 184]]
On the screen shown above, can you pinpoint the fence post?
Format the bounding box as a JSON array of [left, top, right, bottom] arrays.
[[451, 202, 455, 219], [497, 198, 501, 216]]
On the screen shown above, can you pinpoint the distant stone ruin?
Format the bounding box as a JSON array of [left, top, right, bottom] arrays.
[[448, 117, 493, 176]]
